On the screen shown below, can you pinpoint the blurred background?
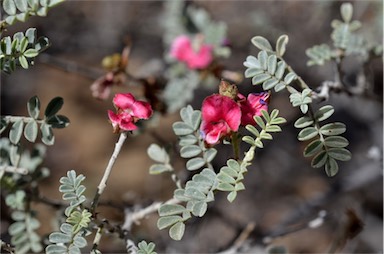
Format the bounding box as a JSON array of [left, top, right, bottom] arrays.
[[1, 1, 383, 253]]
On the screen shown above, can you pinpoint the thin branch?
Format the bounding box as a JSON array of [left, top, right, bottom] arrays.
[[218, 222, 256, 254], [122, 198, 180, 231], [91, 132, 128, 215], [0, 165, 28, 175]]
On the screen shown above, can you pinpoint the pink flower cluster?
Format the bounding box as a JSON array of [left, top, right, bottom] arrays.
[[170, 35, 213, 69], [201, 92, 269, 145], [108, 93, 153, 132]]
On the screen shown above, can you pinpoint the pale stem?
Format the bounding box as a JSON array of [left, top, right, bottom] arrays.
[[91, 132, 128, 214], [122, 198, 180, 231]]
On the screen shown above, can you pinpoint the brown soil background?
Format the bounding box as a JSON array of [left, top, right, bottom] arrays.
[[1, 1, 383, 253]]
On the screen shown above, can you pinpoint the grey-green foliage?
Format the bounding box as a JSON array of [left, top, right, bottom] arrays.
[[137, 241, 157, 254], [242, 110, 286, 149], [147, 143, 173, 175], [46, 170, 91, 254], [163, 70, 200, 113], [244, 34, 351, 176], [0, 28, 50, 73], [306, 2, 382, 65], [1, 96, 70, 152], [172, 105, 217, 171], [244, 35, 297, 92], [8, 210, 43, 253], [186, 4, 230, 58], [157, 168, 218, 241], [295, 105, 351, 177], [2, 0, 64, 25], [218, 109, 286, 202]]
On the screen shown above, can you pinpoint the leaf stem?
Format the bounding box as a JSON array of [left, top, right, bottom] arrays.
[[91, 132, 128, 215], [231, 132, 240, 160]]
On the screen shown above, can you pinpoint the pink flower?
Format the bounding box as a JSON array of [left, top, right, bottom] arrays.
[[200, 94, 241, 145], [108, 93, 153, 132], [170, 35, 213, 69], [238, 92, 270, 126]]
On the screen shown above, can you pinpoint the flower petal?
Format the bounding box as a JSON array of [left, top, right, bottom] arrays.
[[108, 110, 120, 124], [170, 35, 191, 62], [113, 93, 135, 109], [131, 100, 153, 119], [187, 45, 213, 69]]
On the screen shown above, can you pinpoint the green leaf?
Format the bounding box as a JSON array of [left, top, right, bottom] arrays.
[[1, 117, 9, 134], [252, 73, 271, 85], [46, 115, 70, 128], [149, 164, 172, 174], [266, 125, 282, 132], [169, 221, 185, 241], [275, 61, 286, 79], [298, 127, 318, 141], [227, 191, 237, 203], [258, 51, 268, 70], [242, 136, 254, 145], [251, 36, 273, 52], [267, 55, 277, 74], [147, 144, 169, 163], [49, 232, 72, 243], [157, 216, 181, 230], [244, 56, 261, 69], [173, 122, 194, 136], [324, 136, 349, 148], [186, 157, 205, 171], [27, 96, 40, 119], [303, 139, 323, 157], [325, 157, 339, 177], [44, 97, 63, 118], [263, 77, 279, 90], [294, 116, 314, 128], [159, 204, 186, 216], [73, 236, 87, 248], [48, 0, 65, 7], [217, 172, 236, 184], [341, 3, 353, 23], [320, 122, 346, 136], [19, 37, 29, 52], [315, 105, 334, 121], [276, 34, 289, 57], [221, 166, 238, 178], [24, 120, 38, 142], [180, 145, 201, 158], [9, 119, 24, 144], [19, 55, 28, 68], [311, 151, 328, 168], [37, 6, 48, 16], [25, 28, 36, 43], [10, 144, 21, 166], [14, 0, 28, 12], [40, 122, 55, 145], [179, 135, 197, 146], [217, 182, 235, 192], [23, 48, 39, 58], [327, 148, 351, 161], [270, 117, 286, 125], [46, 245, 68, 254], [245, 68, 263, 78], [3, 0, 17, 15], [284, 72, 297, 84], [5, 15, 16, 25], [9, 221, 26, 235], [254, 115, 265, 129], [204, 148, 217, 162], [245, 125, 260, 137], [192, 201, 207, 217]]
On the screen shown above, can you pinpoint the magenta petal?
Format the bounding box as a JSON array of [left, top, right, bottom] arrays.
[[187, 45, 213, 69], [113, 93, 135, 109], [108, 110, 120, 124], [119, 120, 137, 131], [170, 35, 191, 61], [131, 101, 153, 119]]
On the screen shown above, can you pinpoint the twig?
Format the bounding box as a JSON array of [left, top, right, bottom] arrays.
[[0, 165, 28, 175], [218, 222, 256, 254], [0, 240, 15, 254], [91, 132, 128, 215], [122, 198, 180, 231]]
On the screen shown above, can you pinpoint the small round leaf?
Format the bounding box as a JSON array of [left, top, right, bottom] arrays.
[[169, 221, 185, 241], [9, 119, 24, 144], [27, 96, 40, 119], [44, 97, 63, 118], [251, 36, 273, 52], [24, 120, 38, 142]]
